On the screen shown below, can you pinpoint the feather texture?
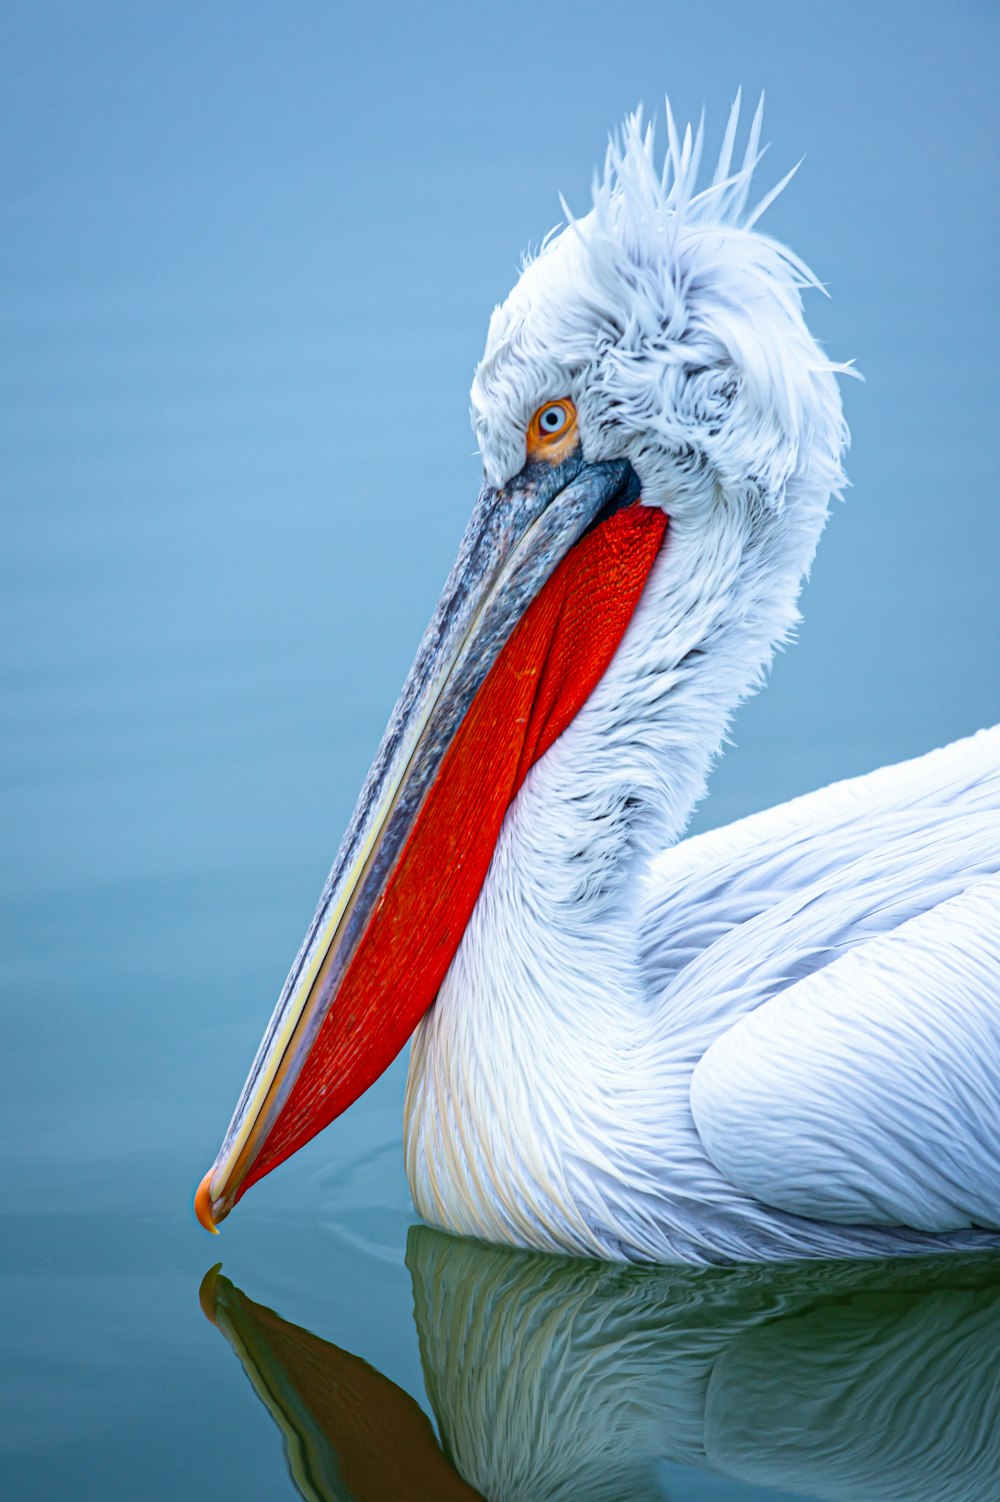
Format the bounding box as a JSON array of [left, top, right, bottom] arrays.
[[691, 872, 1000, 1230]]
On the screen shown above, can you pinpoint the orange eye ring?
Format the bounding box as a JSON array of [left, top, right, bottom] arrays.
[[526, 398, 578, 463]]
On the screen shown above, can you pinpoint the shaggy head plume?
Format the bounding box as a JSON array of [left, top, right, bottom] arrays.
[[471, 94, 848, 530]]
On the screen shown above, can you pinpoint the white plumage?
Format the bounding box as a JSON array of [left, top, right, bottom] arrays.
[[401, 100, 1000, 1263]]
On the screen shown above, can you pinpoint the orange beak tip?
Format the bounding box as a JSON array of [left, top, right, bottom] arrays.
[[198, 1262, 224, 1325], [195, 1169, 220, 1235]]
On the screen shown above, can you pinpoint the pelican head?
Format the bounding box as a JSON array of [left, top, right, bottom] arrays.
[[195, 97, 847, 1232]]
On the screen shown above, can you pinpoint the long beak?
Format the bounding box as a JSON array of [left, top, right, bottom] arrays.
[[196, 450, 664, 1230]]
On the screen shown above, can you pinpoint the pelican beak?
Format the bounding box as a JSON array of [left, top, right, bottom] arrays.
[[196, 449, 666, 1229]]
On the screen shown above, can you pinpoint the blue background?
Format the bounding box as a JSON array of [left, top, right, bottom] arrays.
[[2, 3, 998, 1498]]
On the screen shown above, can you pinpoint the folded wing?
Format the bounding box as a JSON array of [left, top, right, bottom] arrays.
[[690, 873, 1000, 1230]]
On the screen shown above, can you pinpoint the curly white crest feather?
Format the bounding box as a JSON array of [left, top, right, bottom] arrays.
[[472, 92, 849, 531]]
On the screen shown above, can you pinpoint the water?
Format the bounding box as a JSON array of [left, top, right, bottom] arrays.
[[2, 4, 999, 1498], [206, 1241, 1000, 1502]]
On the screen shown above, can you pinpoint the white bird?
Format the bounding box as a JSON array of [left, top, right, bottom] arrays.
[[195, 98, 1000, 1263]]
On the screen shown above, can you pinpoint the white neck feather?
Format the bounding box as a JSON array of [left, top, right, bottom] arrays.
[[404, 484, 820, 1255]]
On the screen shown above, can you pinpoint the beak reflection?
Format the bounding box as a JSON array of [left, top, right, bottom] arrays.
[[201, 1235, 1000, 1502], [199, 1263, 482, 1502]]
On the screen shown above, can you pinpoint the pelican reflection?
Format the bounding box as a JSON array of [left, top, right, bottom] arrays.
[[202, 1230, 1000, 1501]]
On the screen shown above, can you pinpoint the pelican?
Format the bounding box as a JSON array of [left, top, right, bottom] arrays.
[[195, 98, 1000, 1262]]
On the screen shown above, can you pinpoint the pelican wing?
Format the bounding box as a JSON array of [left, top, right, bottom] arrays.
[[642, 725, 1000, 992], [636, 726, 1000, 1255], [690, 871, 1000, 1231]]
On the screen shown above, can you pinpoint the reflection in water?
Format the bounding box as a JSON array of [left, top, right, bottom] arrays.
[[202, 1230, 1000, 1502], [199, 1263, 479, 1502]]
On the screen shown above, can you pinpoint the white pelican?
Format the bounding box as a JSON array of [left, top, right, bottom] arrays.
[[195, 98, 1000, 1263]]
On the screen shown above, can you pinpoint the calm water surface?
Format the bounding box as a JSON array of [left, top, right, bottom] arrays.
[[3, 4, 999, 1498]]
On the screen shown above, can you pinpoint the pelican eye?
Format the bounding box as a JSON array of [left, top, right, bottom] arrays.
[[526, 398, 578, 461]]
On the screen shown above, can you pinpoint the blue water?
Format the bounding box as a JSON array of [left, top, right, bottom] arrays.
[[3, 3, 999, 1498]]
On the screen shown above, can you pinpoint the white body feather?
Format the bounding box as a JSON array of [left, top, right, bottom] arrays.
[[403, 103, 1000, 1263]]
